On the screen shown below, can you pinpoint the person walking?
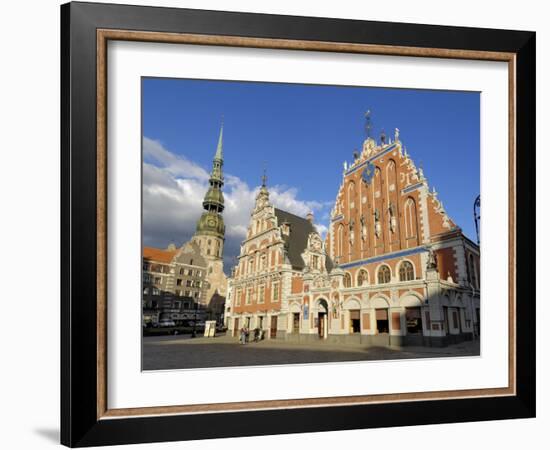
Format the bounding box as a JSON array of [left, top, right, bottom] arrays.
[[240, 327, 246, 345]]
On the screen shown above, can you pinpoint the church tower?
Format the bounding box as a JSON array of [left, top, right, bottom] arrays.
[[192, 123, 227, 304]]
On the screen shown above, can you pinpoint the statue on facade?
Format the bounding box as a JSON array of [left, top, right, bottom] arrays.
[[360, 214, 367, 241], [374, 208, 381, 239], [427, 248, 438, 270], [388, 201, 397, 233]]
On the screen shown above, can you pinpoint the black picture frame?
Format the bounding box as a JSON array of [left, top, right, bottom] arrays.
[[61, 1, 535, 447]]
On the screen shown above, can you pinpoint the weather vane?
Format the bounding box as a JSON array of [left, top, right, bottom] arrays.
[[261, 161, 267, 186]]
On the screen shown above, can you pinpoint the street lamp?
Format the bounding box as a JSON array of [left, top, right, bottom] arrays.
[[191, 302, 198, 338], [474, 195, 480, 245]]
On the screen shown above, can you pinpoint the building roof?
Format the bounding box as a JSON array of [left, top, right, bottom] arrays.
[[274, 208, 317, 271], [143, 247, 176, 263]]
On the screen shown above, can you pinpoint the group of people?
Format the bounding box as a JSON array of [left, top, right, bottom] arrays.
[[239, 326, 264, 344]]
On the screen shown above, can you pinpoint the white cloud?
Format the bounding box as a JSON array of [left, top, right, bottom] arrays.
[[143, 137, 210, 181], [142, 138, 331, 273]]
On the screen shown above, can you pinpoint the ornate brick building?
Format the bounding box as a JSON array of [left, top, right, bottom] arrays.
[[225, 117, 480, 347]]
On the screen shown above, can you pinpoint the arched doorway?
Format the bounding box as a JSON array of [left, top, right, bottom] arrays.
[[316, 298, 329, 339], [343, 298, 362, 334]]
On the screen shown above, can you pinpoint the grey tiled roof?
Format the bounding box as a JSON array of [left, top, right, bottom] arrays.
[[274, 208, 333, 272]]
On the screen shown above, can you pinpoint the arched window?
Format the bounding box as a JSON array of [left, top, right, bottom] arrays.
[[249, 258, 254, 274], [404, 197, 419, 246], [399, 261, 414, 281], [357, 269, 369, 286], [343, 273, 352, 288], [347, 181, 356, 213], [377, 265, 391, 284], [337, 224, 344, 258]]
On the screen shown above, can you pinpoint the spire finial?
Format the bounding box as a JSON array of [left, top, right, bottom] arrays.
[[261, 162, 267, 187], [214, 119, 224, 161]]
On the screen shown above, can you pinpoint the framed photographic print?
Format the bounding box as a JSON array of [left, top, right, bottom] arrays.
[[60, 1, 536, 447]]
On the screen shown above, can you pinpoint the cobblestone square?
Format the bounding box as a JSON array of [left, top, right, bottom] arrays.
[[142, 334, 480, 370]]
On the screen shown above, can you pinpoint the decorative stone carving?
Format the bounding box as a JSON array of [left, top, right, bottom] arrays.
[[360, 214, 367, 241], [374, 208, 381, 239], [427, 248, 438, 270], [388, 202, 396, 233]]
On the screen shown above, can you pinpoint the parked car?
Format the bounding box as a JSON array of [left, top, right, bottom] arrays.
[[158, 319, 176, 328]]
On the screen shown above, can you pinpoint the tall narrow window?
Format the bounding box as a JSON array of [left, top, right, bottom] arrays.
[[404, 197, 419, 246], [338, 224, 344, 258], [272, 282, 280, 302], [343, 273, 352, 288], [235, 289, 241, 306], [377, 265, 391, 284], [399, 261, 414, 281], [348, 181, 356, 213], [258, 285, 265, 303]]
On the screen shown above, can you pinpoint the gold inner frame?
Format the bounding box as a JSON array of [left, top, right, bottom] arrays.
[[96, 29, 516, 420]]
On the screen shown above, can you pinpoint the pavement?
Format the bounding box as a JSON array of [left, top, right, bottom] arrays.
[[142, 333, 480, 370]]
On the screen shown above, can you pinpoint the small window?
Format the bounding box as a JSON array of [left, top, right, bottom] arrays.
[[378, 265, 391, 284], [189, 259, 193, 266], [399, 261, 414, 281]]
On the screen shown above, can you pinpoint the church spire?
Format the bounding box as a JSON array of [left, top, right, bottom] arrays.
[[214, 121, 223, 162], [194, 122, 226, 247]]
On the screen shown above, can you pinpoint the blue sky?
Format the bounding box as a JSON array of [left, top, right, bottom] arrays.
[[142, 77, 479, 271]]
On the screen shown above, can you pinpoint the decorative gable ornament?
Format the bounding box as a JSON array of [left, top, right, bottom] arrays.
[[361, 161, 376, 185]]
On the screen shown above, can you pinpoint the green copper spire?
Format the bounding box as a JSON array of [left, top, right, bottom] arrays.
[[214, 122, 223, 162], [194, 122, 226, 241]]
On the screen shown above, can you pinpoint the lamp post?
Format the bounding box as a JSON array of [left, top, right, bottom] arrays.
[[474, 195, 480, 245], [191, 302, 198, 338]]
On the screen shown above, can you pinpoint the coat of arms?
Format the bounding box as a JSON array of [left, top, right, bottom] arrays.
[[362, 161, 376, 185]]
